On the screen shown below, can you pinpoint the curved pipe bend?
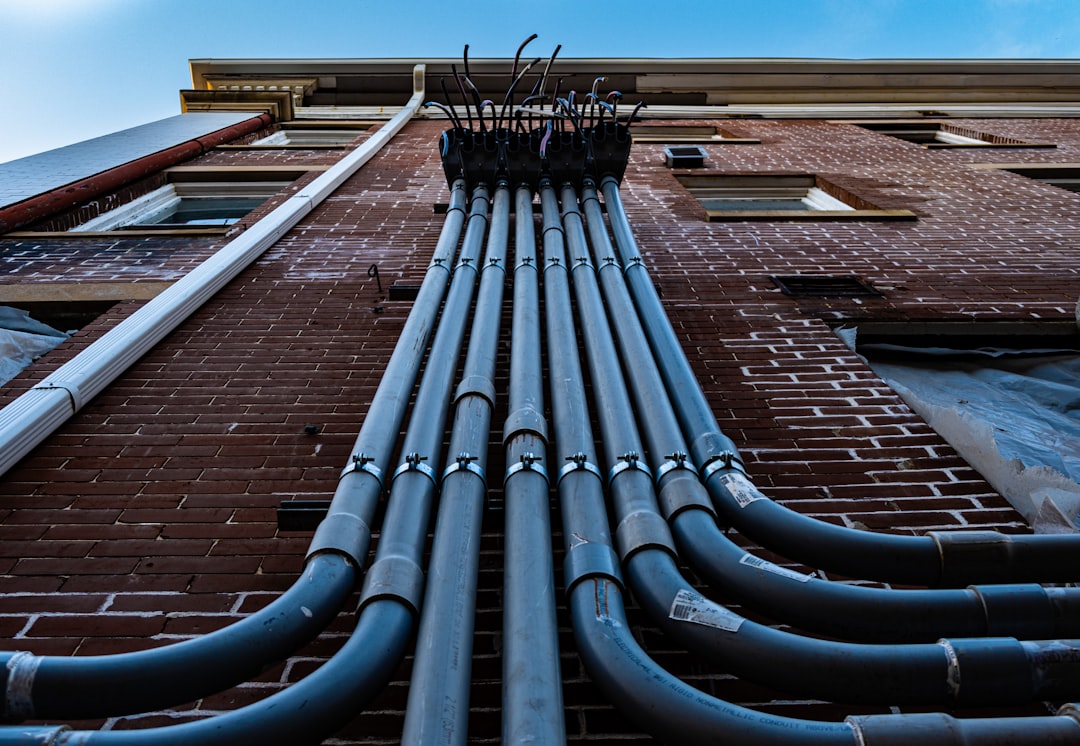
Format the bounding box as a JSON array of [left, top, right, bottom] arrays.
[[574, 181, 1080, 644], [1, 601, 413, 746], [539, 177, 1075, 746], [563, 181, 1080, 708], [667, 491, 1080, 643], [571, 577, 1080, 746], [596, 176, 1080, 589], [0, 166, 467, 723]]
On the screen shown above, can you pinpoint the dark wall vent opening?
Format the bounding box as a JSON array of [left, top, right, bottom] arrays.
[[771, 275, 883, 298], [388, 284, 422, 302]]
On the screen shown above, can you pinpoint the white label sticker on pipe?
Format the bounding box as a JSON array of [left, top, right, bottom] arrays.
[[738, 553, 812, 583], [669, 589, 743, 632], [717, 472, 765, 508]]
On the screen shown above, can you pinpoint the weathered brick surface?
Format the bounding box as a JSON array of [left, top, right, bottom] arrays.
[[1, 116, 1076, 742]]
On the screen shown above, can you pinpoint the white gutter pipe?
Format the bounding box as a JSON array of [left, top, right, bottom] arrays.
[[0, 64, 427, 478]]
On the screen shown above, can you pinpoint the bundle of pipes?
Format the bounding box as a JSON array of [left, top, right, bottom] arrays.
[[431, 36, 643, 191], [8, 39, 1080, 746]]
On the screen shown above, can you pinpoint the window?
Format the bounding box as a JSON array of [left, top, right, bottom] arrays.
[[70, 170, 303, 232], [251, 124, 370, 147], [855, 121, 1053, 149], [630, 125, 759, 144], [771, 275, 883, 298], [993, 166, 1080, 194], [676, 174, 915, 221], [839, 322, 1080, 532]]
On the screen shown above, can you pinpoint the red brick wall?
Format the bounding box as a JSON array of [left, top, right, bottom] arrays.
[[2, 116, 1077, 741]]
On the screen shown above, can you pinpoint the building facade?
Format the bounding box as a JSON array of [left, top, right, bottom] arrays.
[[1, 56, 1080, 744]]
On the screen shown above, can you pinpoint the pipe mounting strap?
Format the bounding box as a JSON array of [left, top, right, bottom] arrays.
[[502, 406, 549, 444], [615, 509, 677, 560], [306, 510, 372, 566], [442, 453, 487, 487], [558, 452, 603, 486], [31, 380, 82, 413], [691, 431, 744, 470], [428, 257, 452, 274], [505, 452, 548, 483], [455, 374, 497, 407], [392, 452, 437, 487], [338, 452, 385, 491], [564, 540, 624, 593], [608, 451, 653, 487], [359, 555, 425, 616], [3, 651, 41, 722], [655, 451, 698, 485], [514, 255, 537, 271]]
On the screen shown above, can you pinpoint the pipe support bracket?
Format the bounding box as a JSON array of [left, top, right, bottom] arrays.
[[558, 453, 603, 486], [505, 453, 548, 483], [392, 453, 437, 488], [608, 451, 653, 487], [338, 453, 385, 492], [359, 555, 425, 616], [442, 454, 487, 488], [564, 540, 624, 594]]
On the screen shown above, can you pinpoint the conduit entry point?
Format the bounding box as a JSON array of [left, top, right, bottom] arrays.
[[428, 38, 642, 191]]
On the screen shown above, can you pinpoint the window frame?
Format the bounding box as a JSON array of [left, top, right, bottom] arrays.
[[675, 173, 916, 221]]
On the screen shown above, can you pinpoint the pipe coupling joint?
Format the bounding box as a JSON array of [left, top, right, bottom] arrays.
[[656, 468, 715, 520], [564, 540, 623, 594], [502, 406, 549, 445], [359, 555, 425, 617], [969, 583, 1055, 639], [3, 651, 41, 722], [306, 511, 372, 567], [928, 531, 1013, 587], [937, 637, 1031, 705], [454, 374, 496, 408], [846, 712, 960, 746], [615, 510, 677, 561]]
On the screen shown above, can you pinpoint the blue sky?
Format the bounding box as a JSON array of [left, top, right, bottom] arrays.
[[2, 0, 1079, 164]]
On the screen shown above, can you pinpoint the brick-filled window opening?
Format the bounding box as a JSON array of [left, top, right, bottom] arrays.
[[840, 322, 1080, 533], [630, 124, 760, 144], [999, 166, 1080, 194], [855, 121, 1054, 149], [675, 173, 916, 221]]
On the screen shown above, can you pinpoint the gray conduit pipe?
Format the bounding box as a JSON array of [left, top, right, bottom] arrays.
[[576, 180, 1080, 644], [563, 181, 1080, 707], [552, 182, 1080, 744], [541, 180, 855, 746], [0, 142, 464, 727], [0, 185, 493, 746], [0, 66, 427, 480], [598, 175, 1080, 588], [500, 184, 565, 745], [401, 180, 508, 745]]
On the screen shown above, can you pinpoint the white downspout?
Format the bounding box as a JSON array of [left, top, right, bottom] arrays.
[[0, 65, 427, 478]]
